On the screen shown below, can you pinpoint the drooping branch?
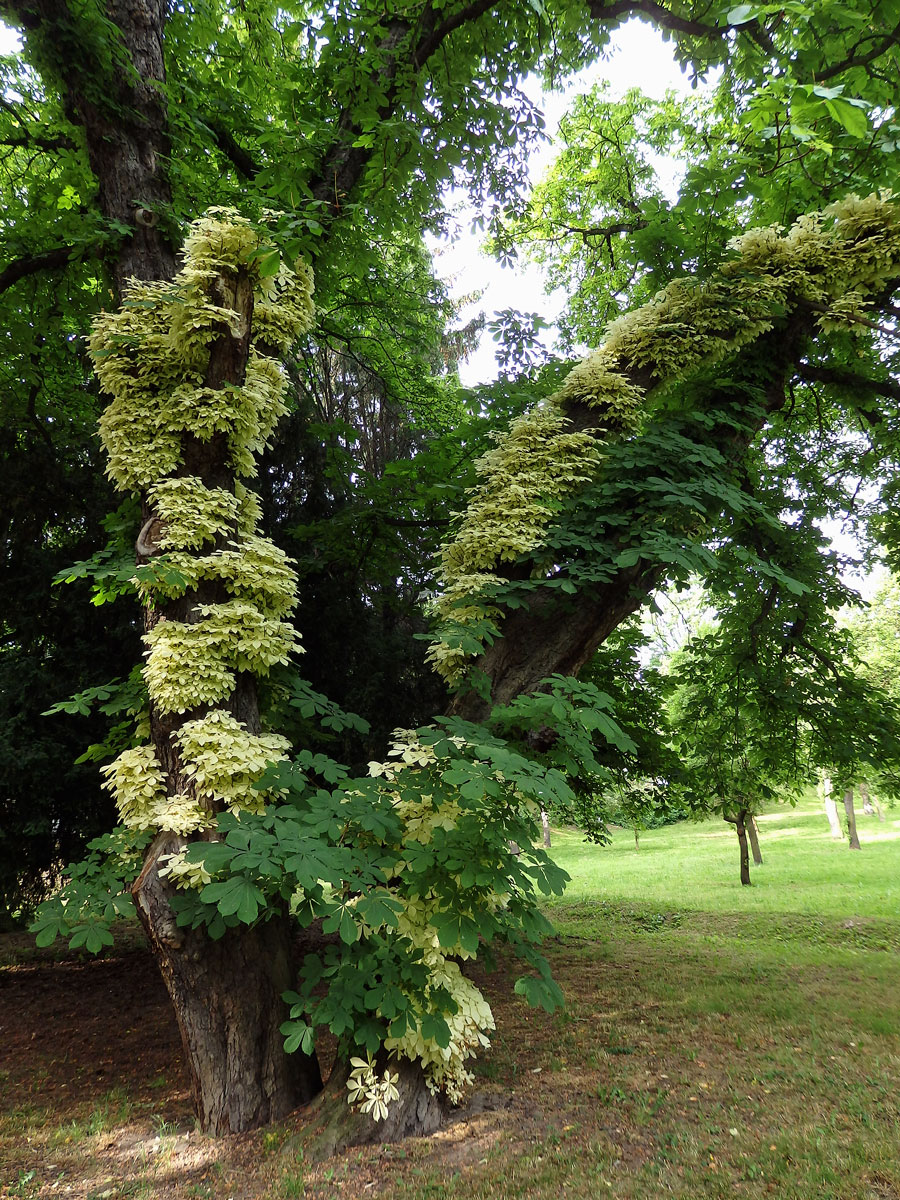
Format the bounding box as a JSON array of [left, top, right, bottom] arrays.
[[815, 20, 900, 82], [797, 363, 900, 407], [0, 131, 77, 153], [586, 0, 775, 53], [204, 118, 263, 180]]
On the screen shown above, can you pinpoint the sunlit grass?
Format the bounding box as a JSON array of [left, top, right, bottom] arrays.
[[4, 793, 899, 1200], [546, 792, 900, 919]]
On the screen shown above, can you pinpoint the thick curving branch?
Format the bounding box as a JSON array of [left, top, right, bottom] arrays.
[[0, 243, 102, 294], [815, 20, 900, 82], [204, 117, 263, 180], [440, 198, 900, 720], [585, 0, 775, 53]]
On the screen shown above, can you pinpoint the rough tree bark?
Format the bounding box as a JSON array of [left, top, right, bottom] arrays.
[[133, 845, 322, 1133], [304, 1056, 446, 1158], [7, 0, 177, 292], [128, 264, 323, 1132], [843, 788, 862, 850]]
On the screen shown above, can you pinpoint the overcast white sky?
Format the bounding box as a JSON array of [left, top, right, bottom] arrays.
[[431, 19, 694, 386]]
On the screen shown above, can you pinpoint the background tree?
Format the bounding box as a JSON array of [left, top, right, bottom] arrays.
[[664, 528, 900, 882]]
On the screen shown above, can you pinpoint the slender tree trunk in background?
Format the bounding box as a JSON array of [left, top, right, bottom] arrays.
[[747, 816, 763, 866], [822, 776, 844, 839], [859, 782, 882, 820], [861, 782, 874, 814], [541, 809, 552, 849], [843, 788, 862, 850], [736, 809, 751, 886], [633, 826, 640, 851], [724, 810, 752, 886]]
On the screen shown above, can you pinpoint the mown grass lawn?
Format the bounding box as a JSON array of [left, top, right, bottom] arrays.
[[382, 795, 900, 1200], [2, 794, 898, 1200], [551, 791, 900, 918]]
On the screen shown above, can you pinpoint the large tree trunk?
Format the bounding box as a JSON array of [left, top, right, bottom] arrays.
[[11, 0, 177, 293], [447, 321, 816, 726], [843, 788, 862, 850], [130, 259, 324, 1132], [304, 1055, 447, 1159], [747, 815, 763, 866], [13, 1, 325, 1138], [133, 834, 322, 1133]]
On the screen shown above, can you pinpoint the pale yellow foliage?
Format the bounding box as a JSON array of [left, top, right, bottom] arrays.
[[174, 710, 291, 812], [101, 745, 211, 835], [90, 209, 314, 833], [148, 477, 241, 550], [431, 193, 900, 684], [143, 601, 300, 714]]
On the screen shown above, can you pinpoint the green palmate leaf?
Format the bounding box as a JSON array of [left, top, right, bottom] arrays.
[[200, 877, 266, 923], [526, 855, 570, 896], [726, 4, 758, 23], [280, 1019, 315, 1055], [823, 97, 868, 139], [514, 974, 565, 1013], [420, 1013, 452, 1048], [254, 248, 282, 277], [322, 904, 359, 946]]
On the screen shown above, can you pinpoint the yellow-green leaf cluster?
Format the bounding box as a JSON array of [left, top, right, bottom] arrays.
[[345, 1056, 401, 1122], [101, 745, 210, 835], [144, 601, 300, 714], [148, 477, 241, 550], [174, 710, 291, 812], [90, 209, 314, 836], [137, 536, 299, 617], [382, 901, 496, 1104], [361, 731, 505, 1102], [91, 210, 315, 492]]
